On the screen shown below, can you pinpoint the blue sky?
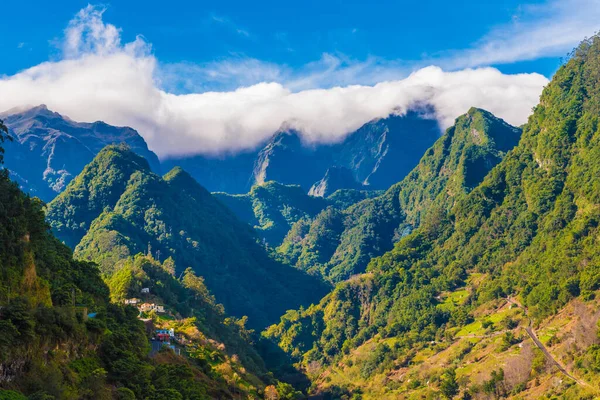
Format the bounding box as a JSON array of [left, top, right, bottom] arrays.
[[0, 1, 598, 157], [0, 0, 585, 83]]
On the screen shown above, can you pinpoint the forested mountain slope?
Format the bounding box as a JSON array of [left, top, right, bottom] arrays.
[[277, 107, 521, 282], [265, 36, 600, 399], [214, 181, 330, 246], [0, 122, 285, 399], [46, 145, 328, 328], [215, 182, 384, 248]]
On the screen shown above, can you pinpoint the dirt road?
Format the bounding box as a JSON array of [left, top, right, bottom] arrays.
[[506, 297, 595, 391]]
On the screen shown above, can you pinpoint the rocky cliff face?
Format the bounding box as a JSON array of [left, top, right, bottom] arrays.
[[1, 105, 160, 201], [2, 106, 441, 199], [164, 110, 441, 194], [309, 166, 364, 197]]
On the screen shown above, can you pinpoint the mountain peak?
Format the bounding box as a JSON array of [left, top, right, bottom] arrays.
[[94, 144, 152, 172], [163, 165, 209, 195], [1, 104, 60, 121], [31, 103, 49, 112], [46, 144, 153, 248], [455, 107, 522, 153], [1, 108, 161, 201], [47, 145, 328, 328]]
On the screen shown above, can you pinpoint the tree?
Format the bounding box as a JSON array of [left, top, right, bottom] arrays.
[[182, 268, 215, 306], [440, 368, 459, 399], [483, 369, 505, 397], [264, 385, 279, 400], [162, 257, 176, 276], [0, 119, 10, 165]]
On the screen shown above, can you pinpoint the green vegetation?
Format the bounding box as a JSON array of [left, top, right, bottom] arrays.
[[0, 124, 269, 398], [6, 31, 600, 400], [214, 181, 329, 246], [277, 107, 521, 283], [46, 146, 328, 328], [106, 254, 267, 374], [325, 188, 383, 210], [265, 35, 600, 398], [214, 182, 382, 248]]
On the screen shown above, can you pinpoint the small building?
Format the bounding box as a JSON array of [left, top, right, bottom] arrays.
[[124, 298, 140, 305], [138, 303, 166, 313], [139, 303, 154, 312], [141, 288, 150, 294], [155, 329, 175, 342]]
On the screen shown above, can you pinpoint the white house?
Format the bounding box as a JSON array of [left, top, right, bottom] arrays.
[[138, 303, 166, 313]]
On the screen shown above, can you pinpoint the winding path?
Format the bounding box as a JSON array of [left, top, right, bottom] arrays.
[[506, 297, 595, 391]]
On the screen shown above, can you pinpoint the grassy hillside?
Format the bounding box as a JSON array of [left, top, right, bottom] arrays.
[[264, 36, 600, 399], [277, 107, 521, 283], [46, 146, 328, 329]]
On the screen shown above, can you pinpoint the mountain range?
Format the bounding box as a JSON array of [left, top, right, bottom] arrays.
[[2, 32, 600, 400], [265, 35, 600, 399], [214, 181, 381, 247], [276, 107, 522, 282], [164, 110, 441, 194], [1, 105, 161, 201], [0, 104, 442, 202], [0, 131, 303, 398], [45, 145, 328, 329]]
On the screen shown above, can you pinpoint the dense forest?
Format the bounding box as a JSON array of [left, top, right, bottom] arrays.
[[264, 35, 600, 399], [45, 146, 328, 329], [276, 107, 521, 283], [0, 120, 303, 399], [214, 181, 381, 247]]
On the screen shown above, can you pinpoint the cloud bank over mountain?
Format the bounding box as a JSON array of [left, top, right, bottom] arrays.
[[0, 5, 549, 157]]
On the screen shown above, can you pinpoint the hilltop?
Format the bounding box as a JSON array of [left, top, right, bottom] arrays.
[[46, 145, 328, 328]]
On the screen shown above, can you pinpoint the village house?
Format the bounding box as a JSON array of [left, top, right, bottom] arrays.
[[138, 303, 166, 313], [124, 298, 140, 305], [141, 288, 150, 294], [156, 328, 175, 338]]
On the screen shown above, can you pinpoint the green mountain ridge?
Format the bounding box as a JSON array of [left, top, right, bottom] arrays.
[[264, 35, 600, 399], [214, 181, 330, 247], [277, 107, 521, 283], [0, 121, 288, 399], [214, 181, 381, 248], [46, 145, 329, 329], [5, 31, 600, 400]]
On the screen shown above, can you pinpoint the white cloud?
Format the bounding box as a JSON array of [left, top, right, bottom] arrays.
[[436, 0, 600, 69], [63, 5, 123, 58], [159, 57, 287, 93], [0, 5, 549, 158], [209, 13, 251, 38]]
